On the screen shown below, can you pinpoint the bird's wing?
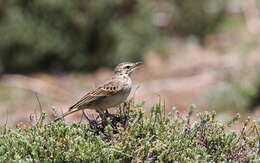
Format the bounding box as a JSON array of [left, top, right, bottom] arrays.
[[68, 79, 123, 110]]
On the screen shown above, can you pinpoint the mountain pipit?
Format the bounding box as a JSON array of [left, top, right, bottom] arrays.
[[54, 62, 142, 121]]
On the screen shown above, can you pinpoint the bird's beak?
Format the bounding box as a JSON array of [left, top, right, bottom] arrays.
[[134, 61, 143, 68], [129, 62, 143, 74]]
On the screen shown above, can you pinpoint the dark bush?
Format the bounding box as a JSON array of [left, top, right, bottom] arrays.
[[167, 0, 226, 38], [0, 0, 229, 73], [0, 0, 158, 73]]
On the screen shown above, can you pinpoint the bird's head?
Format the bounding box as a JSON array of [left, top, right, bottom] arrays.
[[114, 62, 143, 75]]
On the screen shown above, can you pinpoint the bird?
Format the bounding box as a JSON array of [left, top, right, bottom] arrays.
[[54, 61, 143, 122]]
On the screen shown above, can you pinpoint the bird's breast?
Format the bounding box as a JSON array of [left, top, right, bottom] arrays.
[[96, 88, 131, 110]]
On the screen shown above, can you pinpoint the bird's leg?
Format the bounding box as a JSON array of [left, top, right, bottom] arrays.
[[79, 113, 84, 123], [97, 110, 105, 121], [104, 109, 110, 116], [97, 110, 109, 128], [82, 110, 91, 122]]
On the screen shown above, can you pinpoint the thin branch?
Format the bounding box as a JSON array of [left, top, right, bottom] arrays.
[[4, 108, 9, 134], [34, 92, 43, 113], [5, 108, 8, 126], [131, 85, 140, 101], [34, 102, 38, 122], [254, 123, 260, 155]]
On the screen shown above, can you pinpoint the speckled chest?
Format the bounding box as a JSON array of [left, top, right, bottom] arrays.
[[93, 75, 132, 110]]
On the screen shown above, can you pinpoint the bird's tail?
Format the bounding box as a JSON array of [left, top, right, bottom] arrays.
[[54, 107, 80, 122]]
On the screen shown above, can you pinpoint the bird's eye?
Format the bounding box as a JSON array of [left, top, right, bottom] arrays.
[[125, 66, 131, 69]]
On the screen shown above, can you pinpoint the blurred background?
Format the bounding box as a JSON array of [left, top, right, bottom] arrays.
[[0, 0, 260, 126]]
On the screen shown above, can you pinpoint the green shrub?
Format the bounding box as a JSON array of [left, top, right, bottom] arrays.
[[0, 103, 259, 162]]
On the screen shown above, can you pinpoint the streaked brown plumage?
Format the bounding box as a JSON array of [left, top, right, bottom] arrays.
[[54, 62, 142, 121]]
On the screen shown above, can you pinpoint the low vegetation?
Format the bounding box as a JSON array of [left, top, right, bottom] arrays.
[[0, 102, 259, 162]]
